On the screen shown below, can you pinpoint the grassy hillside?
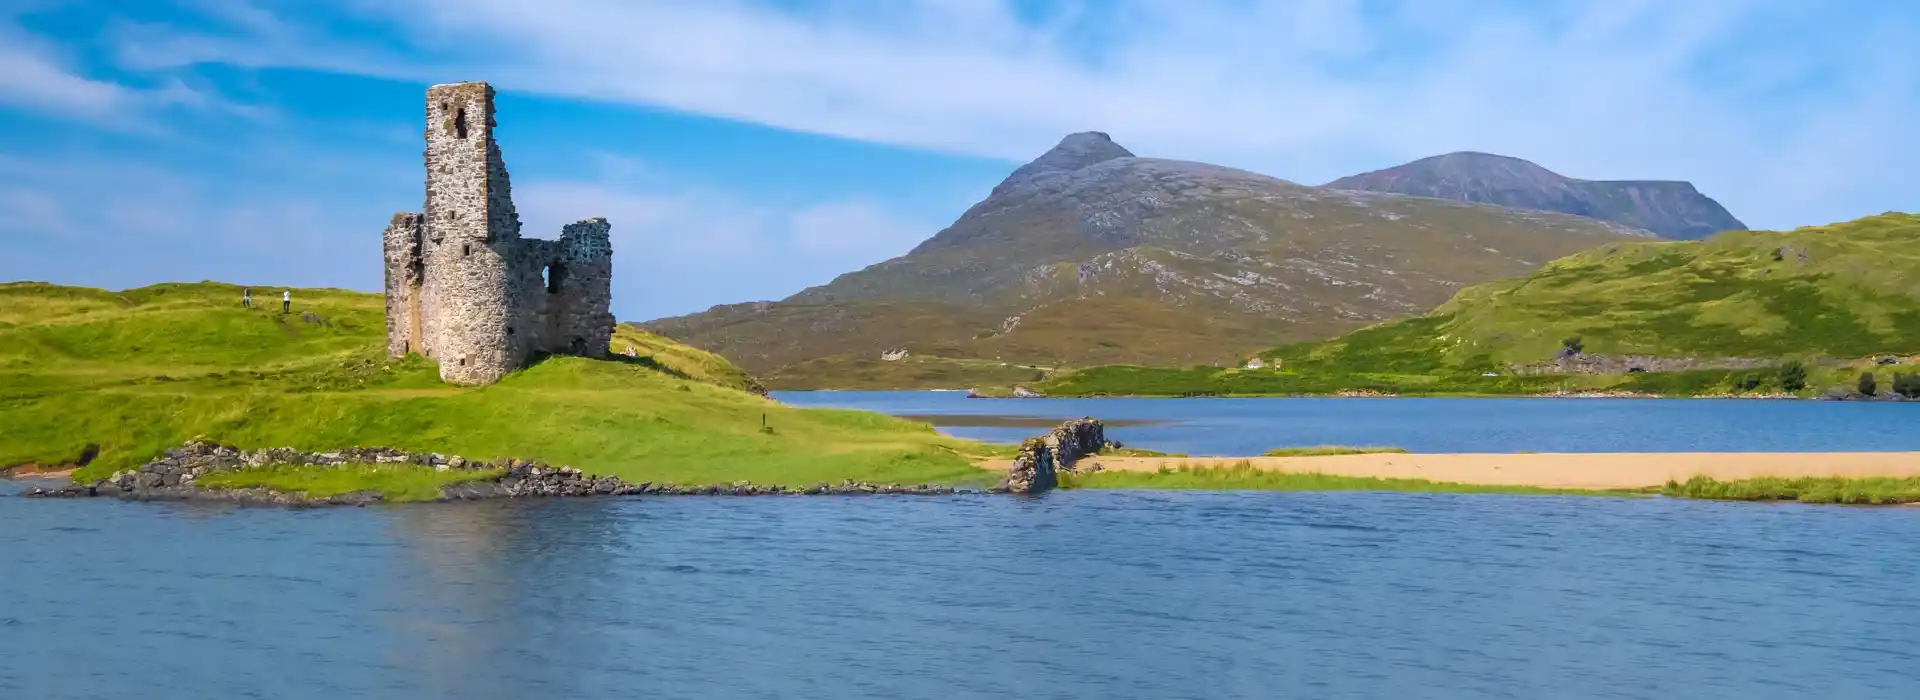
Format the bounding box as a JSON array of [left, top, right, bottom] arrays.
[[1041, 213, 1920, 397], [0, 282, 995, 485]]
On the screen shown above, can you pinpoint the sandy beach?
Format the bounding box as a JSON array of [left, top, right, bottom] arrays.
[[982, 452, 1920, 490]]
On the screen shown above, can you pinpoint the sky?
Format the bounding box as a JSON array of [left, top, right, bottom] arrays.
[[2, 0, 1915, 322]]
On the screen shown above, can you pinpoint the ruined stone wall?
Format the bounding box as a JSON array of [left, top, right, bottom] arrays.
[[998, 418, 1107, 494], [382, 213, 425, 358], [383, 81, 615, 385], [550, 218, 615, 356]]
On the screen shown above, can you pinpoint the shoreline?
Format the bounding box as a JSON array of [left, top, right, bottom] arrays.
[[983, 452, 1920, 491], [956, 392, 1842, 401]]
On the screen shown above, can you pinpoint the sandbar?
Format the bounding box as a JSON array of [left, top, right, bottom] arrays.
[[980, 452, 1920, 490]]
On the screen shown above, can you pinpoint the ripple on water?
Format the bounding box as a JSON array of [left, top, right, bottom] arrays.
[[3, 491, 1920, 699]]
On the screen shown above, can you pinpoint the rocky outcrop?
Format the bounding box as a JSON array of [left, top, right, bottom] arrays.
[[1515, 353, 1775, 375], [996, 418, 1108, 495], [22, 441, 966, 506]]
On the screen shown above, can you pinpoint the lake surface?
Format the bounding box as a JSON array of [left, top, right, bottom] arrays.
[[5, 480, 1920, 699], [774, 391, 1920, 454]]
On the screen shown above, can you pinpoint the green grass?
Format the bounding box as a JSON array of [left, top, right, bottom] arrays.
[[1261, 445, 1409, 457], [1104, 447, 1186, 458], [195, 463, 506, 502], [1040, 212, 1920, 397], [1663, 475, 1920, 505], [1059, 463, 1636, 496], [0, 282, 1001, 488]]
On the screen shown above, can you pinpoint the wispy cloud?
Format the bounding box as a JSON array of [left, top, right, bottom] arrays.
[[514, 163, 934, 318], [117, 0, 1919, 228], [0, 26, 141, 120], [0, 11, 272, 130]]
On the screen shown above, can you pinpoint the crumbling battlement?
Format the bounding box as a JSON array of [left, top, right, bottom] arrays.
[[384, 82, 614, 385]]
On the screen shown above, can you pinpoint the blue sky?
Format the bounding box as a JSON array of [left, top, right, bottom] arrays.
[[3, 0, 1915, 321]]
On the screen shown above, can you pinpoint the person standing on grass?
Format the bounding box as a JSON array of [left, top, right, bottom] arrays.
[[282, 290, 291, 314], [242, 288, 251, 309]]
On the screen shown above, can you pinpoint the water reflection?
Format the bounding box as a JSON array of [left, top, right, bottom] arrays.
[[7, 491, 1920, 699], [383, 500, 636, 699]]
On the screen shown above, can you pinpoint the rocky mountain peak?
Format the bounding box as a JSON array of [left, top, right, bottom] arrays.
[[993, 131, 1136, 194], [1325, 152, 1746, 239], [1411, 152, 1568, 184]]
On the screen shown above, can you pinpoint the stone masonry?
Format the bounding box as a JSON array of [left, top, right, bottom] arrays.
[[384, 82, 614, 385]]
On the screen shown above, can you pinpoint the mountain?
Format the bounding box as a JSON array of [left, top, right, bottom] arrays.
[[1323, 152, 1746, 240], [646, 133, 1652, 389], [1038, 212, 1920, 397]]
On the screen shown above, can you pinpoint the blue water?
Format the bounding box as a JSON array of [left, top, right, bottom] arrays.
[[5, 480, 1920, 699], [773, 391, 1920, 454]]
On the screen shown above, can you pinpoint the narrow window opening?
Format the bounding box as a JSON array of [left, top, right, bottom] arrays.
[[454, 107, 468, 139], [545, 263, 566, 293], [462, 244, 471, 257]]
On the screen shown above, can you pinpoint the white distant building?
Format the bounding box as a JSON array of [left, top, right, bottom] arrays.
[[1244, 358, 1264, 369], [881, 348, 909, 362]]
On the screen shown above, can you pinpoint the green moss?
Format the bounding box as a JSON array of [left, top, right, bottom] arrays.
[[196, 464, 505, 502]]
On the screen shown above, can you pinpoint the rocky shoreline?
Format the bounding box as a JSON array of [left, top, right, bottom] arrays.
[[22, 441, 973, 507]]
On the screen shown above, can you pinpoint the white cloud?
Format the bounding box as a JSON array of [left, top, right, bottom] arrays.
[[0, 14, 272, 129], [119, 0, 1919, 230], [788, 200, 925, 255], [0, 30, 139, 119], [513, 166, 935, 318]]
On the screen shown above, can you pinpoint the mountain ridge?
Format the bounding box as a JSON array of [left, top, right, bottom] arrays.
[[647, 134, 1653, 388], [1324, 151, 1745, 240]]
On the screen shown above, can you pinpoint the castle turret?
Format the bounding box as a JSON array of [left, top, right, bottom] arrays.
[[382, 82, 615, 385], [421, 82, 520, 384]]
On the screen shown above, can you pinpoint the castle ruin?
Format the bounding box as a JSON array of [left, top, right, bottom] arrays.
[[383, 82, 614, 385]]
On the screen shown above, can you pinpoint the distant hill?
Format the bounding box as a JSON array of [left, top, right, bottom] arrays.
[[647, 133, 1649, 389], [1307, 211, 1920, 366], [1324, 152, 1745, 240], [1039, 212, 1920, 397]]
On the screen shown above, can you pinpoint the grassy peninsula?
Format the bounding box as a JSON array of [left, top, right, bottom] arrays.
[[0, 282, 997, 487], [1035, 213, 1920, 398], [1663, 475, 1920, 505], [1058, 463, 1639, 496]]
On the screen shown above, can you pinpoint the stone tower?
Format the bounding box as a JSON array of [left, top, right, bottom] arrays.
[[384, 82, 615, 385]]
